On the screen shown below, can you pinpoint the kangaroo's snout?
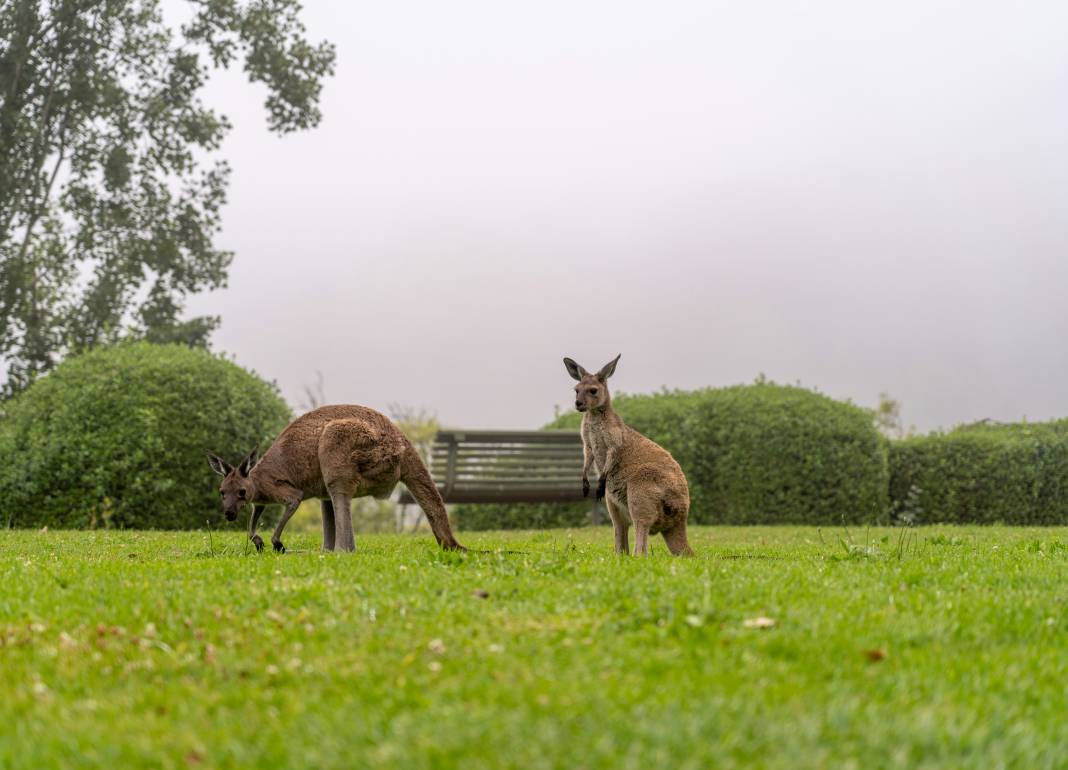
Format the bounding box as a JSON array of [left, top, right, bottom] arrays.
[[225, 510, 237, 522]]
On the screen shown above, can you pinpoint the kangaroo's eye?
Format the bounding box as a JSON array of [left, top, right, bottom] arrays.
[[589, 388, 598, 395], [238, 489, 246, 499], [219, 491, 224, 497]]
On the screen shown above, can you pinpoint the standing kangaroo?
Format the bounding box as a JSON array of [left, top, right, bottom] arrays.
[[564, 355, 694, 557], [207, 405, 463, 553]]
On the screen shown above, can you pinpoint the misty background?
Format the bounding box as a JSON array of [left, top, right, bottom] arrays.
[[180, 0, 1068, 431]]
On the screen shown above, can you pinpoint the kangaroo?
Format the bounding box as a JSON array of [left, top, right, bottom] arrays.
[[563, 355, 694, 557], [207, 405, 463, 553]]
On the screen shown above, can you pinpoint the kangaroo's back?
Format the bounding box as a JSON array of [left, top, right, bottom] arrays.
[[619, 424, 681, 475], [268, 406, 396, 474]]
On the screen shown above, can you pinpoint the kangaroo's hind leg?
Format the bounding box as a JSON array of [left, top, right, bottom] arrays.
[[632, 520, 651, 556], [318, 419, 369, 553], [605, 497, 630, 555], [627, 485, 662, 557], [320, 498, 336, 552], [328, 490, 355, 552]]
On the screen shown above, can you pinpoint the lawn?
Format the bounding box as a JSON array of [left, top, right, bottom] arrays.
[[1, 525, 1067, 769]]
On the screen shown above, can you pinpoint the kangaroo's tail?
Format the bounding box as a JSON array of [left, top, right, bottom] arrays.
[[400, 447, 465, 551]]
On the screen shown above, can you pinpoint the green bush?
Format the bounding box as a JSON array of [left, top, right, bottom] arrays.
[[455, 382, 888, 529], [888, 421, 1068, 525], [0, 343, 291, 529]]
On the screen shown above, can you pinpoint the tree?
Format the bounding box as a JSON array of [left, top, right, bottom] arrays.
[[873, 391, 911, 439], [0, 0, 335, 394], [299, 369, 326, 412]]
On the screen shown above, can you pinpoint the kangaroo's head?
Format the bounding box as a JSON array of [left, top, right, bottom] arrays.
[[206, 447, 259, 521], [563, 354, 620, 413]]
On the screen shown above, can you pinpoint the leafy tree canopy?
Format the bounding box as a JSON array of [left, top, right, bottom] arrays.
[[0, 0, 335, 394]]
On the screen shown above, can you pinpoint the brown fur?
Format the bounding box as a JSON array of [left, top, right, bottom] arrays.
[[208, 405, 463, 553], [563, 355, 694, 557]]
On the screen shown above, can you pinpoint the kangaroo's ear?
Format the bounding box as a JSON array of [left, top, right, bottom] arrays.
[[238, 446, 259, 477], [597, 354, 621, 381], [563, 357, 588, 381], [206, 451, 232, 476]]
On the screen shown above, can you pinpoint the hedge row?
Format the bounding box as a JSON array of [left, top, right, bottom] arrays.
[[456, 383, 889, 529], [888, 421, 1068, 525], [461, 409, 1068, 530], [7, 344, 1065, 529], [0, 343, 292, 529]]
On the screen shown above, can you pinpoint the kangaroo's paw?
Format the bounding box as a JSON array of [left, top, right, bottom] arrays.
[[596, 476, 607, 501], [251, 535, 264, 552], [582, 477, 590, 498], [272, 540, 285, 554]]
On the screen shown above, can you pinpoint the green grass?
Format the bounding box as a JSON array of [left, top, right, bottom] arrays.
[[2, 525, 1068, 769]]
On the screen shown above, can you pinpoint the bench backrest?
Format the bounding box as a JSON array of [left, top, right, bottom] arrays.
[[401, 429, 585, 504]]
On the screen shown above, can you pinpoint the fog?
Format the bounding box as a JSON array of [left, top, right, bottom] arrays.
[[181, 0, 1068, 430]]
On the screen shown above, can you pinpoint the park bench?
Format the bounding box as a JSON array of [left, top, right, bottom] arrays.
[[399, 430, 600, 517]]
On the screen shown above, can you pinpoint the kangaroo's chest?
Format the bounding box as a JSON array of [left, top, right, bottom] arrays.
[[583, 420, 619, 472]]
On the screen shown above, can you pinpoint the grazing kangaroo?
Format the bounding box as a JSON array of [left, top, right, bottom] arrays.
[[207, 405, 463, 553], [563, 355, 694, 557]]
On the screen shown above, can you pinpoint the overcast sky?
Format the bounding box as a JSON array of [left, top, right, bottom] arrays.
[[182, 0, 1068, 432]]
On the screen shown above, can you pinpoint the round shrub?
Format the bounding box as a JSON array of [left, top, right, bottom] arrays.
[[0, 343, 292, 529], [455, 382, 888, 528], [888, 422, 1068, 525], [672, 384, 888, 524]]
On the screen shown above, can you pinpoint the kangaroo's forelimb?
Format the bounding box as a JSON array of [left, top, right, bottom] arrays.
[[597, 446, 618, 501], [581, 442, 594, 498], [248, 504, 265, 552], [270, 493, 303, 554]]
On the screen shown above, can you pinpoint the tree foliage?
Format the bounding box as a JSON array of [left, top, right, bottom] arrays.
[[0, 0, 335, 394], [872, 391, 903, 439]]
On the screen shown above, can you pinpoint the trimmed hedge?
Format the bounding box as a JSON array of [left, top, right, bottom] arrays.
[[0, 343, 291, 529], [456, 383, 889, 529], [888, 422, 1068, 525]]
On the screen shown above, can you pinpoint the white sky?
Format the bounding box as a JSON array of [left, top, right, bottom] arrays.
[[182, 0, 1068, 431]]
